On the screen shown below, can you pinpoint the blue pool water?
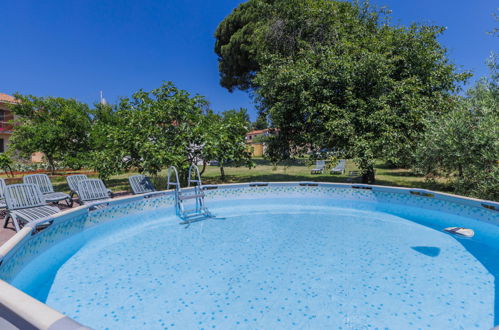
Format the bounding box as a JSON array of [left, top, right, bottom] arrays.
[[10, 198, 499, 329]]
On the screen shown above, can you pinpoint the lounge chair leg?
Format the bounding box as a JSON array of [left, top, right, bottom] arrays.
[[3, 216, 8, 228], [8, 215, 21, 232], [66, 197, 74, 208]]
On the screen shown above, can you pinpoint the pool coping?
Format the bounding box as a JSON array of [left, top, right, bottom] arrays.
[[0, 182, 497, 329]]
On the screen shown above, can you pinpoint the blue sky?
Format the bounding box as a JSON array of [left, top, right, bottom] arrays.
[[1, 0, 497, 120]]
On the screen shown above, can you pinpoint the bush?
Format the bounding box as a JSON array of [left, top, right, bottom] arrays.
[[415, 56, 498, 201], [0, 153, 13, 176]]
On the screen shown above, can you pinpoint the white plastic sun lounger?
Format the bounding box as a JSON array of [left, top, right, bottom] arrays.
[[67, 174, 113, 204], [311, 160, 326, 174], [330, 159, 346, 174], [23, 174, 72, 207], [66, 174, 89, 199], [77, 179, 111, 204], [3, 184, 59, 232], [129, 175, 156, 195]]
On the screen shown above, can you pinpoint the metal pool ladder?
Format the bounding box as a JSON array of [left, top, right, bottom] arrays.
[[167, 165, 213, 222]]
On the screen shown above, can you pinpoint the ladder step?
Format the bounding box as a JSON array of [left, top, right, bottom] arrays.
[[174, 165, 213, 221], [179, 193, 205, 201], [182, 210, 209, 218]]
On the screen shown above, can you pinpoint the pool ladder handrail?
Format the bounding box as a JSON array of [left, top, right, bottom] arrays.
[[188, 164, 203, 188], [167, 165, 212, 221], [167, 166, 181, 191]]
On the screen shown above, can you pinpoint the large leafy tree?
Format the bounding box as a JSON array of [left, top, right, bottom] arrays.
[[215, 0, 468, 183], [415, 56, 499, 201], [91, 82, 208, 179], [9, 95, 92, 173], [201, 109, 254, 179]]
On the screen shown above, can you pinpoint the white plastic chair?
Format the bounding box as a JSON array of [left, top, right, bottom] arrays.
[[3, 184, 59, 231], [23, 174, 72, 207]]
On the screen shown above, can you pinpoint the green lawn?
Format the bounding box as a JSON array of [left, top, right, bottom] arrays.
[[37, 158, 449, 194]]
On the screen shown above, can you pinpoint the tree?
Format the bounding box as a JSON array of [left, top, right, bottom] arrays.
[[201, 109, 254, 180], [415, 56, 499, 200], [215, 0, 468, 183], [0, 153, 14, 177], [90, 82, 208, 180], [9, 95, 92, 174], [214, 0, 274, 91], [252, 113, 269, 130]]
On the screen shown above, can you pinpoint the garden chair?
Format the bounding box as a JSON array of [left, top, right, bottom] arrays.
[[23, 174, 72, 207], [311, 160, 326, 174], [129, 175, 156, 195], [330, 159, 346, 174], [67, 174, 113, 204], [3, 184, 59, 232], [66, 174, 89, 199], [77, 179, 112, 204]]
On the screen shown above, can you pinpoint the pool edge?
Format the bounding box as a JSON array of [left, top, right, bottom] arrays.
[[0, 182, 497, 329]]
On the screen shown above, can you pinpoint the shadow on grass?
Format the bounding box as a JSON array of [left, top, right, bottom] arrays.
[[381, 171, 421, 178], [375, 162, 399, 170], [223, 158, 307, 168], [202, 173, 360, 185], [373, 178, 451, 192], [103, 177, 133, 192]]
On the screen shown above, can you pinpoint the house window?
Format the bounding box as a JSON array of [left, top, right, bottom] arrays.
[[0, 110, 5, 122], [0, 139, 4, 153]]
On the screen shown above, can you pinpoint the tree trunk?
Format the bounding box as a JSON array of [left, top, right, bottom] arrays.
[[47, 155, 56, 175], [200, 161, 207, 175], [220, 165, 225, 180], [179, 167, 188, 187], [361, 164, 375, 184]]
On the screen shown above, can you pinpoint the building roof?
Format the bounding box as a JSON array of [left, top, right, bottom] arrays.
[[246, 128, 279, 136], [0, 93, 18, 104], [247, 128, 272, 136]]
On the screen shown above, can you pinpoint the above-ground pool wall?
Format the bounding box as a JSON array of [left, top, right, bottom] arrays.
[[0, 182, 497, 329]]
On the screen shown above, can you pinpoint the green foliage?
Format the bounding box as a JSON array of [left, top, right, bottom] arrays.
[[201, 109, 254, 179], [215, 0, 382, 92], [7, 82, 253, 183], [90, 82, 209, 179], [0, 153, 13, 176], [9, 95, 92, 173], [252, 113, 269, 130], [216, 0, 468, 183], [214, 0, 274, 91], [415, 56, 499, 201], [89, 82, 253, 181]]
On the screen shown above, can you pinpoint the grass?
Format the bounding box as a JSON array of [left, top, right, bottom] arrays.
[[201, 158, 450, 191], [5, 158, 448, 195]]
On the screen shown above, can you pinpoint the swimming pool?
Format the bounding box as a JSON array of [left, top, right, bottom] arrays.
[[0, 183, 498, 329]]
